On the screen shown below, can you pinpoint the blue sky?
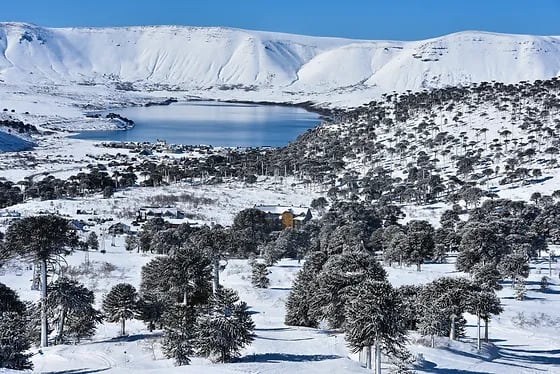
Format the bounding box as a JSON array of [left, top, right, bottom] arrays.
[[1, 0, 559, 40]]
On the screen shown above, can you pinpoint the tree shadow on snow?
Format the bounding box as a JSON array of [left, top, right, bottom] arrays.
[[498, 346, 560, 367], [237, 353, 340, 363], [254, 327, 292, 332], [256, 335, 314, 342], [501, 296, 546, 301], [92, 332, 163, 344], [42, 369, 110, 374], [418, 361, 490, 374]]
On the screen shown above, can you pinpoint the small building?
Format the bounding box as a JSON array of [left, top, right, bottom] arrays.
[[254, 205, 312, 229], [107, 222, 131, 235], [137, 207, 185, 221]]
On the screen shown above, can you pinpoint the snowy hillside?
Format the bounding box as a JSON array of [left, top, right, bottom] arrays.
[[0, 23, 560, 106]]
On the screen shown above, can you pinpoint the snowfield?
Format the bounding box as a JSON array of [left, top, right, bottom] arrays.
[[0, 23, 560, 110]]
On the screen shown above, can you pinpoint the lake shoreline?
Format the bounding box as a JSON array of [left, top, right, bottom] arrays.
[[72, 100, 321, 148]]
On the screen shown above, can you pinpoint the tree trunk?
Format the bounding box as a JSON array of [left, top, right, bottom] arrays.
[[57, 307, 67, 344], [484, 318, 489, 342], [477, 314, 481, 351], [366, 345, 372, 369], [416, 262, 421, 272], [213, 258, 220, 295], [374, 340, 381, 374], [40, 258, 48, 348], [183, 289, 188, 305], [121, 318, 126, 336], [431, 335, 435, 348], [449, 315, 456, 341]]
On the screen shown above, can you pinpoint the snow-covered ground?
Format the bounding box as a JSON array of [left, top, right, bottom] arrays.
[[2, 236, 559, 373]]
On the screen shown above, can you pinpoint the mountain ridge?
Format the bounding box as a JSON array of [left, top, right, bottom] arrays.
[[0, 23, 560, 106]]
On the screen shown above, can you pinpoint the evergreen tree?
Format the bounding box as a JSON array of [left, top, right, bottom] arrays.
[[125, 234, 137, 252], [251, 262, 270, 288], [3, 215, 79, 347], [418, 277, 475, 342], [47, 277, 102, 344], [402, 220, 435, 271], [514, 277, 527, 300], [498, 252, 530, 288], [0, 284, 33, 370], [162, 303, 197, 366], [190, 226, 229, 295], [472, 263, 503, 291], [102, 283, 139, 336], [311, 251, 387, 328], [465, 289, 502, 348], [137, 292, 167, 332], [457, 224, 505, 274], [0, 312, 33, 370], [344, 280, 408, 374], [140, 245, 212, 307], [0, 282, 26, 315], [284, 251, 327, 328], [396, 284, 423, 330], [86, 232, 99, 251], [195, 288, 255, 363]]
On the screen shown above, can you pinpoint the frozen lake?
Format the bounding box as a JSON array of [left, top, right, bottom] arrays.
[[73, 101, 320, 147]]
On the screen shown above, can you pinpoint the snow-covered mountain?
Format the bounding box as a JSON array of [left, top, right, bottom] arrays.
[[1, 22, 560, 105]]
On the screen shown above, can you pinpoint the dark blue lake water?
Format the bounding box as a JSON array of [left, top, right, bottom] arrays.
[[72, 101, 320, 147]]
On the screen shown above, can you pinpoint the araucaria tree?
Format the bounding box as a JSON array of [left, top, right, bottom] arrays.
[[251, 262, 270, 288], [195, 288, 255, 363], [284, 251, 328, 328], [47, 277, 102, 344], [102, 283, 139, 336], [311, 250, 387, 328], [3, 215, 78, 347], [0, 283, 33, 370], [466, 289, 502, 349], [162, 303, 197, 366], [344, 280, 408, 374]]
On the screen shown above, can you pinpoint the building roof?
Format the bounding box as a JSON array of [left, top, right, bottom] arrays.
[[254, 205, 310, 216]]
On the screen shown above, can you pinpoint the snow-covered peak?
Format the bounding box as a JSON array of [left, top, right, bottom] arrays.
[[0, 23, 559, 105]]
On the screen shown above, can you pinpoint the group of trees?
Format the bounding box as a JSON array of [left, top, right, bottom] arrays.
[[137, 230, 255, 365], [1, 193, 554, 371], [0, 165, 138, 209], [279, 197, 560, 371], [0, 214, 256, 368]]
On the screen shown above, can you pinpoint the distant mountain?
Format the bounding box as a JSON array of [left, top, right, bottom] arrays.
[[0, 23, 559, 105]]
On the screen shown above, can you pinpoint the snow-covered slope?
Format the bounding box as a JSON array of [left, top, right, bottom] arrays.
[[1, 23, 560, 105]]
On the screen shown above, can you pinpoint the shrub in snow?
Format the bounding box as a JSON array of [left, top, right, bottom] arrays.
[[540, 276, 549, 291]]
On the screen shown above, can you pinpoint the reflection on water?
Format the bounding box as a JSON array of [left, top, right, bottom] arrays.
[[72, 101, 320, 147]]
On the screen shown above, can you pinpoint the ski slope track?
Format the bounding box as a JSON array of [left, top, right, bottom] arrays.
[[1, 23, 560, 106]]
